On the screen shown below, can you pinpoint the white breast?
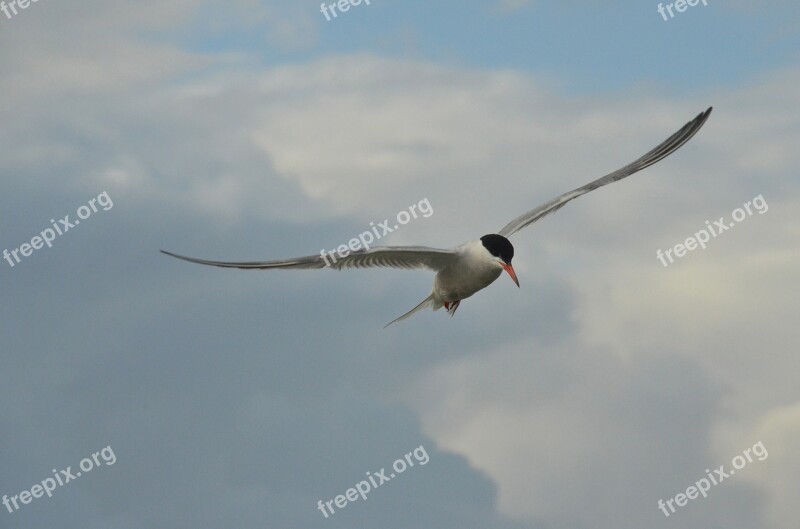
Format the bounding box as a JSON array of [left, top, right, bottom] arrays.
[[432, 240, 502, 304]]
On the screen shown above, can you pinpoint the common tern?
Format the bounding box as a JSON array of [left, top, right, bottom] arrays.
[[162, 107, 712, 326]]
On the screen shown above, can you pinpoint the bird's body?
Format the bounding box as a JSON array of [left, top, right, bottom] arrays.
[[161, 107, 713, 326], [385, 239, 508, 326], [434, 240, 504, 305]]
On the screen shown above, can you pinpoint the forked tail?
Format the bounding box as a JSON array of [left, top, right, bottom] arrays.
[[384, 293, 435, 328]]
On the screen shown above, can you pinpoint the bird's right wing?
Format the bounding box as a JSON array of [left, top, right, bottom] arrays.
[[497, 107, 713, 238], [160, 245, 458, 272]]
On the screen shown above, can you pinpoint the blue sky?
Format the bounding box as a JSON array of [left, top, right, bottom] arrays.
[[185, 1, 800, 94]]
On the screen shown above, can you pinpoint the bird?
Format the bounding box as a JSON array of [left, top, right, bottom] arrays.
[[162, 107, 712, 327]]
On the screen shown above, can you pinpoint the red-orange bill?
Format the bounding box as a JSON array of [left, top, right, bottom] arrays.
[[501, 263, 519, 287]]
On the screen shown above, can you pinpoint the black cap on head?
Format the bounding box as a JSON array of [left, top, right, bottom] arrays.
[[480, 234, 514, 264]]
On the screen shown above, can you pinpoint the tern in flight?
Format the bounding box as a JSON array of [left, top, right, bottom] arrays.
[[162, 107, 712, 326]]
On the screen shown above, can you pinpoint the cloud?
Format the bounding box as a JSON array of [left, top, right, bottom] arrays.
[[745, 402, 800, 527]]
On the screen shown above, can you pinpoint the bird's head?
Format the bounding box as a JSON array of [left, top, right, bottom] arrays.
[[480, 234, 519, 287]]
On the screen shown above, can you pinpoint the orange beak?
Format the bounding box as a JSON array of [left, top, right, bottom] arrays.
[[501, 263, 520, 287]]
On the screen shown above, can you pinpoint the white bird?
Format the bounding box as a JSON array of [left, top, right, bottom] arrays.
[[162, 107, 712, 326]]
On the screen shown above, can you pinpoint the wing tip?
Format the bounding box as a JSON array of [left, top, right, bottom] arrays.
[[694, 106, 713, 128], [160, 249, 193, 262]]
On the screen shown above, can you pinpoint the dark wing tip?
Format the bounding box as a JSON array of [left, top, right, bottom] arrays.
[[159, 249, 224, 267], [693, 106, 713, 129], [160, 249, 190, 261]]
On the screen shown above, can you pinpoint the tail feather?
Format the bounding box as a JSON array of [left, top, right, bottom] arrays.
[[384, 293, 435, 328]]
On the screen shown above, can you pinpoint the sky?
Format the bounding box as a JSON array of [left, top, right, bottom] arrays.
[[1, 1, 799, 528]]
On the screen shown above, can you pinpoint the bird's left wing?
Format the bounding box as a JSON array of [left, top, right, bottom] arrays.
[[497, 107, 712, 238], [160, 245, 458, 272]]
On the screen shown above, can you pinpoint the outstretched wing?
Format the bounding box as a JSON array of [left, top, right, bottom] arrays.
[[160, 245, 458, 272], [498, 107, 713, 238]]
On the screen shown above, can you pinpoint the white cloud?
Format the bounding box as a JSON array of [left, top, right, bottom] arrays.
[[743, 402, 800, 527]]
